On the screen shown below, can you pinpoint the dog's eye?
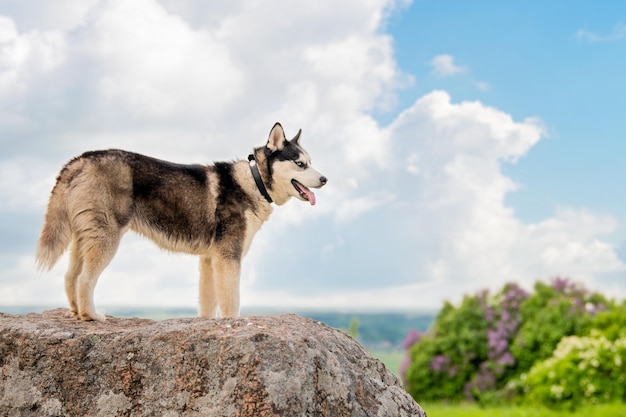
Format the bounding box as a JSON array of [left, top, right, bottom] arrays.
[[295, 161, 305, 168]]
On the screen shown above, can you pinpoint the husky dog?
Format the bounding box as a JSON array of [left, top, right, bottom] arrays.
[[35, 123, 327, 321]]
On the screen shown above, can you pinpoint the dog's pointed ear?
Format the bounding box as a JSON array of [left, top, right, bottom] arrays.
[[291, 129, 302, 146], [266, 122, 287, 152]]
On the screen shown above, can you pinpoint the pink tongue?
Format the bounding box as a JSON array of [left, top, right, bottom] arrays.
[[303, 187, 316, 206]]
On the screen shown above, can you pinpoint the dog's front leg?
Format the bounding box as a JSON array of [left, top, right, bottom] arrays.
[[212, 256, 241, 318], [198, 255, 218, 318]]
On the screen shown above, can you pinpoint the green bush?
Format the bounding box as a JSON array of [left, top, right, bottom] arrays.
[[519, 333, 626, 409], [404, 294, 489, 401], [585, 302, 626, 341], [510, 279, 606, 373], [402, 277, 618, 408]]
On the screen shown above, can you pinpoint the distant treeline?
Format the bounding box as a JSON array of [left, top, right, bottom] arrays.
[[301, 312, 434, 349]]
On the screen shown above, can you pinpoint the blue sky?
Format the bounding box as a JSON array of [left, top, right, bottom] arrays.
[[388, 1, 626, 227], [0, 0, 624, 312]]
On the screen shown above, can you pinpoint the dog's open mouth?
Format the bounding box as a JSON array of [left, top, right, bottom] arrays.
[[291, 179, 316, 206]]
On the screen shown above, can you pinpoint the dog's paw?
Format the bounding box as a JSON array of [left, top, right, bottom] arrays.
[[79, 311, 107, 322], [93, 312, 107, 323]]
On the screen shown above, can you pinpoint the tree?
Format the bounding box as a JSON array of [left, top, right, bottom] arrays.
[[348, 317, 359, 340]]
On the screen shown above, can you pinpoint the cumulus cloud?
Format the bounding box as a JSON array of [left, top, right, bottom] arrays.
[[0, 1, 623, 310], [429, 54, 468, 77], [0, 0, 405, 163]]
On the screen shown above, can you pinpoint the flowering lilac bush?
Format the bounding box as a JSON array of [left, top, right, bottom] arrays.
[[403, 291, 490, 401], [464, 283, 528, 401], [402, 278, 614, 406]]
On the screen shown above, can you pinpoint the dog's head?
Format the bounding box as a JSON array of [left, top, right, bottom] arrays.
[[262, 123, 327, 206]]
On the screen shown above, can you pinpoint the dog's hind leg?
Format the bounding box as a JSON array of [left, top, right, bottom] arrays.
[[64, 238, 83, 318], [75, 226, 123, 322], [198, 255, 218, 318], [213, 256, 241, 318]]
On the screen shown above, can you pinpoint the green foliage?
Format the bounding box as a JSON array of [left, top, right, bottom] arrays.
[[402, 277, 621, 409], [586, 302, 626, 341], [348, 317, 359, 339], [405, 294, 489, 401], [519, 334, 626, 409], [510, 280, 604, 373]]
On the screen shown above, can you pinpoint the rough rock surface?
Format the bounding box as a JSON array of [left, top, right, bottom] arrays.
[[0, 309, 426, 417]]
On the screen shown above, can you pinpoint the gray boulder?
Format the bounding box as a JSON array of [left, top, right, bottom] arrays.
[[0, 309, 426, 416]]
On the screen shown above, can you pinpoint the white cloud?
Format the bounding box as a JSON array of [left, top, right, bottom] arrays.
[[0, 1, 624, 311], [428, 55, 489, 93], [376, 92, 625, 302], [88, 2, 244, 121], [0, 0, 405, 165], [0, 16, 68, 131], [576, 22, 626, 43], [429, 54, 468, 77], [0, 157, 57, 210], [334, 193, 395, 224]]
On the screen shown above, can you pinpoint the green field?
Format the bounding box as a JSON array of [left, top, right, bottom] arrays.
[[369, 349, 404, 377], [419, 402, 626, 417]]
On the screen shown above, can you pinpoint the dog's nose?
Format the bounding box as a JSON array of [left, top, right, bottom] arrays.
[[320, 176, 328, 186]]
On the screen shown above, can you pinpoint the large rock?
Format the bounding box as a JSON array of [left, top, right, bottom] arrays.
[[0, 309, 426, 417]]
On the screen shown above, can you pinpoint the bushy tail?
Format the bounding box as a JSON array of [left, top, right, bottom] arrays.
[[35, 183, 71, 271]]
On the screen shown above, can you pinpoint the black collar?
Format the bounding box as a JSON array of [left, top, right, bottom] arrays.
[[248, 154, 273, 204]]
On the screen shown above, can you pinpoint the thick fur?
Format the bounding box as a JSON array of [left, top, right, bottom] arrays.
[[35, 123, 326, 321]]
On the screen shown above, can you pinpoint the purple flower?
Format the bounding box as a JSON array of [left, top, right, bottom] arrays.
[[430, 355, 451, 372], [473, 281, 529, 392], [464, 365, 496, 400], [497, 351, 515, 366], [484, 306, 495, 322], [487, 329, 500, 350], [552, 276, 570, 293], [402, 329, 422, 350], [551, 276, 585, 296], [501, 309, 510, 323]]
